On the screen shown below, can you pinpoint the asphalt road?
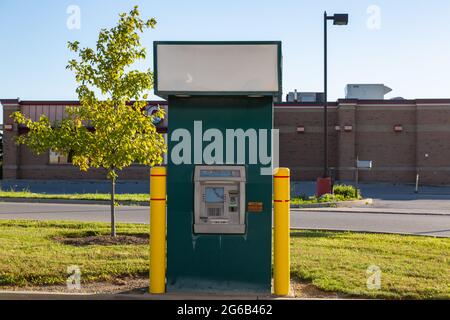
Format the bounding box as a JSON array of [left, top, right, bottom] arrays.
[[0, 202, 449, 237], [0, 202, 150, 223]]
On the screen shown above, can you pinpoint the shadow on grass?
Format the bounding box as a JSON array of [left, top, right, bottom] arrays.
[[50, 230, 149, 246], [53, 234, 149, 246], [290, 274, 350, 299], [290, 230, 340, 239]]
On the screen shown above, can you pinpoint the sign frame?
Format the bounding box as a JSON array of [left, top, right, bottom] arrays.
[[153, 41, 282, 99], [356, 160, 373, 170]]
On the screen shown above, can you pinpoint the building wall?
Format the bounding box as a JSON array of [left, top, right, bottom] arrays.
[[415, 101, 450, 184], [336, 102, 356, 181], [2, 99, 450, 185], [353, 102, 417, 183], [275, 99, 450, 184], [2, 100, 20, 180], [276, 104, 338, 181], [1, 100, 164, 181]]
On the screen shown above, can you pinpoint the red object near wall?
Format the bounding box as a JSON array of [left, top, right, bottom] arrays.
[[316, 177, 332, 197]]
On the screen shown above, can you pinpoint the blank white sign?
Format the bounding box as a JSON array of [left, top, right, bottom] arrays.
[[155, 43, 280, 94]]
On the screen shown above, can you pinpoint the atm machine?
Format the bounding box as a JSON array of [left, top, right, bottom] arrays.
[[153, 41, 282, 293], [194, 166, 246, 234]]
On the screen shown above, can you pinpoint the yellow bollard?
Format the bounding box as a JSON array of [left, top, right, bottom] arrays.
[[150, 166, 167, 294], [274, 168, 290, 296]]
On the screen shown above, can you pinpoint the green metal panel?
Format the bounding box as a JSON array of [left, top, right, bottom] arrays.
[[167, 96, 273, 293]]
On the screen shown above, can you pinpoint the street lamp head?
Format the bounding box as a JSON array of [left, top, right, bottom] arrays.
[[332, 14, 349, 25]]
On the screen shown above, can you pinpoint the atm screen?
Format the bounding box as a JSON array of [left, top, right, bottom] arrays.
[[205, 187, 225, 203]]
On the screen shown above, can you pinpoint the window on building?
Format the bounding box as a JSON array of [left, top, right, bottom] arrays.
[[162, 133, 168, 165], [49, 150, 73, 164]]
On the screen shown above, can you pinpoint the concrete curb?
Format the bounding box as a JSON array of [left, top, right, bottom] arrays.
[[290, 199, 373, 209], [0, 197, 148, 206], [0, 290, 325, 300], [290, 227, 450, 238], [291, 207, 450, 216]]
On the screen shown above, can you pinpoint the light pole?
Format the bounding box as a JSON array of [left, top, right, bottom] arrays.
[[323, 12, 348, 176], [318, 11, 348, 196]]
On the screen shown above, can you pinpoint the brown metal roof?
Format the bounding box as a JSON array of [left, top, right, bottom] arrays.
[[0, 99, 168, 106], [2, 98, 450, 107]]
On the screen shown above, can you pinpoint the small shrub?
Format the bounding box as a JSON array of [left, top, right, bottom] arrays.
[[291, 194, 317, 205], [318, 194, 336, 203], [333, 184, 360, 199], [295, 194, 309, 201]]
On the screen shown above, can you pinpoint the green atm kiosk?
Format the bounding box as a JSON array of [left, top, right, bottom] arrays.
[[154, 41, 282, 293]]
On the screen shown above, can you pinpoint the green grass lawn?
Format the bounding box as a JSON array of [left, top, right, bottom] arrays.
[[290, 194, 360, 205], [0, 220, 149, 286], [0, 220, 448, 299], [0, 190, 149, 203], [0, 183, 361, 206], [291, 230, 450, 299]]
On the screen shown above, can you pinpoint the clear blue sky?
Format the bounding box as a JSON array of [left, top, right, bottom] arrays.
[[1, 0, 449, 107]]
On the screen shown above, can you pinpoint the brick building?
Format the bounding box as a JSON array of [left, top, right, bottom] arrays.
[[276, 99, 450, 185], [2, 98, 450, 185]]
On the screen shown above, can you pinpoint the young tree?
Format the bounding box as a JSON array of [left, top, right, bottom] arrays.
[[12, 6, 166, 236]]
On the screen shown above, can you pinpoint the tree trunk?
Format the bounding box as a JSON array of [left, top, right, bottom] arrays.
[[110, 177, 116, 237]]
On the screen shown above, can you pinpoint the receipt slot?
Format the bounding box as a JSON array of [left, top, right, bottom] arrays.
[[194, 166, 246, 234]]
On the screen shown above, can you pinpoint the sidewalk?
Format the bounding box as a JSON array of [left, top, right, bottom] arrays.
[[0, 290, 328, 300], [0, 290, 263, 300], [292, 181, 450, 199], [292, 181, 450, 216], [4, 180, 450, 198]]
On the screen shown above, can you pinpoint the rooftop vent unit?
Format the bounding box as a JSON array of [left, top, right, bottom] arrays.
[[345, 84, 392, 100], [391, 97, 406, 101], [286, 90, 325, 103]]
